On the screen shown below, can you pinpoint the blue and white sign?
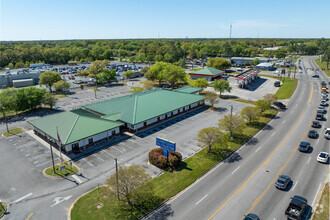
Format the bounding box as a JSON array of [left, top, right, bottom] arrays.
[[156, 137, 176, 152], [60, 165, 66, 171]]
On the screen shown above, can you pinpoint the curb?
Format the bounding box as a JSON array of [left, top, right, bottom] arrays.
[[42, 163, 80, 179]]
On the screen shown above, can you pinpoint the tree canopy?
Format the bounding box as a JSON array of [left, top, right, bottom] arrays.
[[218, 114, 245, 137], [240, 106, 261, 124], [197, 127, 228, 153], [193, 78, 209, 88], [213, 80, 232, 97], [38, 71, 62, 92], [206, 57, 231, 70]]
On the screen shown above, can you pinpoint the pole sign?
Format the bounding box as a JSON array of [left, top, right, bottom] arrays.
[[156, 137, 176, 152], [162, 149, 168, 157]]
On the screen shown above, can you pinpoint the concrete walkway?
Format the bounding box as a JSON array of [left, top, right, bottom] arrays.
[[26, 130, 71, 161]]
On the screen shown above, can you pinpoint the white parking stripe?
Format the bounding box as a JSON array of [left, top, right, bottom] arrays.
[[36, 158, 60, 167], [93, 154, 104, 161], [102, 150, 115, 158], [307, 157, 311, 164], [113, 146, 124, 153], [82, 158, 94, 167]]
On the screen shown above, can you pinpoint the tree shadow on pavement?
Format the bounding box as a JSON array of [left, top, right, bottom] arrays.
[[224, 152, 242, 163], [142, 204, 174, 220]]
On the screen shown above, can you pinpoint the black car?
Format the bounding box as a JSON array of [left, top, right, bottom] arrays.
[[312, 121, 320, 128], [308, 130, 318, 138], [274, 81, 281, 87], [316, 113, 323, 120], [298, 141, 310, 152], [273, 101, 286, 109], [244, 213, 260, 220], [275, 175, 291, 190]]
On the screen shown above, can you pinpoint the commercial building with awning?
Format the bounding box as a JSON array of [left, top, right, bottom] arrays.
[[189, 67, 225, 81]]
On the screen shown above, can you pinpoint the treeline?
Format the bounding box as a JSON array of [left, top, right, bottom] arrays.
[[1, 38, 329, 68]]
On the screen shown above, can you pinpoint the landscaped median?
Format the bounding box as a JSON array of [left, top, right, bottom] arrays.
[[44, 161, 78, 177], [312, 183, 329, 220], [71, 109, 277, 220], [259, 74, 298, 99], [315, 58, 330, 77], [2, 127, 25, 137]]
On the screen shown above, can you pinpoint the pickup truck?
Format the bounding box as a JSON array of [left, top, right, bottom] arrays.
[[285, 195, 307, 220], [325, 128, 330, 139]]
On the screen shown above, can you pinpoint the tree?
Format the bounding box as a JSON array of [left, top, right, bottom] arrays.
[[54, 80, 70, 93], [193, 78, 209, 88], [77, 60, 108, 78], [197, 127, 228, 153], [255, 99, 271, 112], [106, 165, 151, 206], [204, 91, 218, 107], [240, 106, 261, 124], [140, 80, 154, 91], [253, 58, 260, 66], [206, 57, 231, 70], [123, 70, 135, 80], [140, 66, 150, 76], [0, 88, 17, 112], [213, 80, 232, 98], [322, 48, 330, 70], [218, 114, 245, 137], [42, 92, 58, 109], [163, 64, 187, 88], [263, 93, 276, 105], [38, 71, 62, 92], [145, 62, 167, 86], [97, 69, 116, 85]]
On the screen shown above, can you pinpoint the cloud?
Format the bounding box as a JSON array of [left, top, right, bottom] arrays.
[[232, 20, 289, 28]]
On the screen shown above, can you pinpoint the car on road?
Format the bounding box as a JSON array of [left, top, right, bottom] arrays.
[[315, 113, 323, 120], [321, 97, 328, 102], [312, 74, 320, 78], [273, 101, 286, 109], [320, 101, 327, 106], [317, 152, 329, 163], [324, 128, 330, 139], [308, 130, 318, 138], [285, 195, 308, 220], [275, 175, 291, 190], [298, 141, 310, 152], [312, 121, 320, 128], [317, 106, 325, 114], [244, 213, 260, 220], [274, 81, 281, 87]]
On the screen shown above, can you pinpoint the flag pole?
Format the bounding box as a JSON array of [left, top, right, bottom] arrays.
[[57, 127, 63, 164]]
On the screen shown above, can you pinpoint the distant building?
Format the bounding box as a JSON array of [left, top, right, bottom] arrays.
[[256, 63, 275, 71], [30, 63, 45, 68], [189, 67, 225, 81], [231, 57, 270, 66], [68, 61, 78, 66]]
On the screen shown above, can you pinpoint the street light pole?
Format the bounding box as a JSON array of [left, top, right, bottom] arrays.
[[2, 107, 9, 133], [94, 69, 97, 99], [49, 144, 56, 173], [114, 158, 119, 200]]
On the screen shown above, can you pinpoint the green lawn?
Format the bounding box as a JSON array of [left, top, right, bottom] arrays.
[[313, 183, 329, 220], [3, 127, 25, 137], [315, 58, 330, 77], [71, 110, 277, 220], [129, 87, 144, 93], [45, 161, 78, 177], [259, 74, 298, 99]]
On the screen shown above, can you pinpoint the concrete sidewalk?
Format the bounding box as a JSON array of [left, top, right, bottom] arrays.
[[26, 130, 71, 161]]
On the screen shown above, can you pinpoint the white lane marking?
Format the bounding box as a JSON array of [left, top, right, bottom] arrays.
[[50, 195, 72, 208], [102, 150, 115, 158], [36, 158, 60, 167], [12, 193, 33, 204], [72, 174, 82, 184], [312, 182, 323, 205], [292, 180, 299, 191], [282, 120, 286, 124], [271, 132, 275, 136], [232, 166, 240, 174], [307, 157, 311, 164], [93, 154, 104, 162], [195, 194, 208, 205], [113, 146, 124, 153], [125, 145, 133, 149], [33, 160, 39, 164], [82, 158, 94, 167], [316, 139, 320, 144], [255, 147, 262, 152]]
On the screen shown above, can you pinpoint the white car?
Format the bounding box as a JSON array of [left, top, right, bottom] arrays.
[[325, 128, 330, 139], [317, 152, 329, 163]]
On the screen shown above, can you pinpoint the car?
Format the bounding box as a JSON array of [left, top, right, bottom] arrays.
[[316, 113, 323, 120], [275, 175, 291, 190], [312, 121, 321, 128], [324, 128, 330, 139], [317, 152, 329, 163], [298, 141, 310, 152], [308, 130, 318, 138], [237, 68, 244, 71], [274, 81, 281, 87], [312, 75, 320, 78], [244, 213, 260, 220], [273, 101, 286, 109], [320, 101, 327, 106], [321, 97, 328, 102]]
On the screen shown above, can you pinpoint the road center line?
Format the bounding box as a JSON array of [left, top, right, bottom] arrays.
[[196, 194, 208, 205], [25, 213, 34, 220], [232, 166, 240, 174], [255, 147, 262, 152], [292, 180, 299, 191], [307, 157, 311, 164], [12, 192, 33, 204]]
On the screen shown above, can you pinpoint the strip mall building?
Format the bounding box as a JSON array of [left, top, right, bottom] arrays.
[[28, 87, 204, 154]]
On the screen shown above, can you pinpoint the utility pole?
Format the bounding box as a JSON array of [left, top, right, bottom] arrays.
[[230, 105, 233, 138], [114, 158, 119, 200], [2, 107, 9, 133], [50, 144, 56, 173]]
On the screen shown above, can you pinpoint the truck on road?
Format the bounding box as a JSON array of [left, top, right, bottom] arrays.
[[285, 195, 307, 220]]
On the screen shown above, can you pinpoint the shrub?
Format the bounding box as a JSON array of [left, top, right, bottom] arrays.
[[149, 148, 182, 170]]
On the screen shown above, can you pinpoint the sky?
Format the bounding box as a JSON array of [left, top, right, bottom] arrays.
[[1, 0, 330, 41]]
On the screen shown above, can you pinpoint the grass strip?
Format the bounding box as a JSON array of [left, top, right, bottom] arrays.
[[3, 127, 24, 137], [129, 87, 144, 93], [71, 109, 277, 219], [259, 74, 298, 99], [314, 58, 330, 77], [313, 183, 329, 220]]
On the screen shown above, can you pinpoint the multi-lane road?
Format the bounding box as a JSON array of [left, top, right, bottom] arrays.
[[146, 56, 329, 220]]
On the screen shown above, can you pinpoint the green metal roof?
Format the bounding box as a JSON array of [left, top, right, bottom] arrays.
[[83, 89, 204, 125], [190, 67, 223, 76], [28, 111, 123, 145], [174, 86, 203, 94]]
